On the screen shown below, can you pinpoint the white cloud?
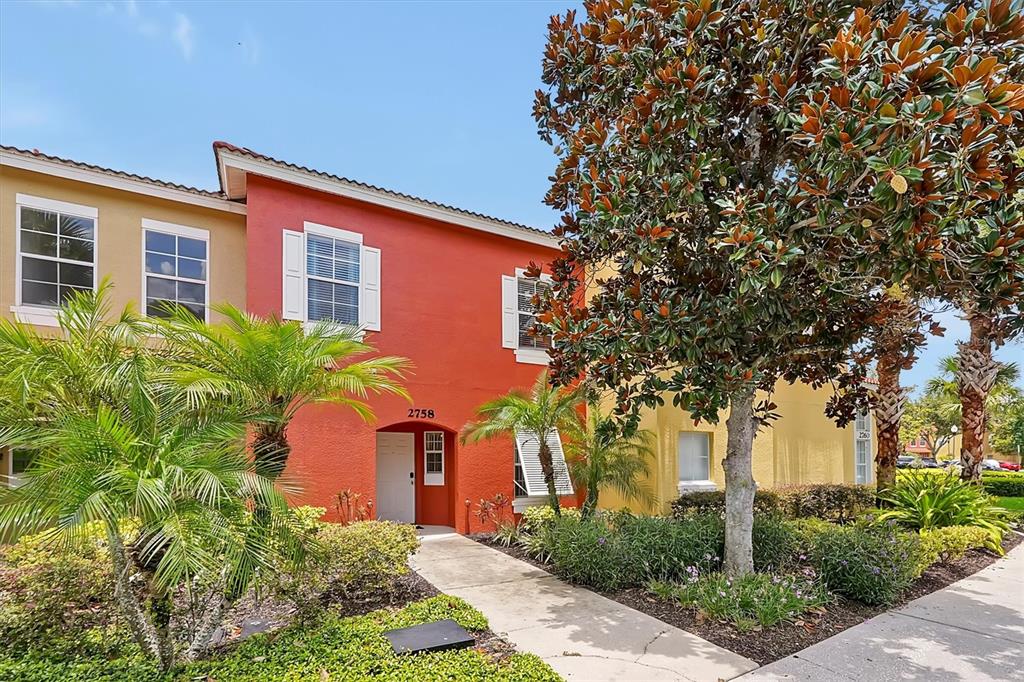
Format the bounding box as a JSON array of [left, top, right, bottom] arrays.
[[172, 13, 194, 60]]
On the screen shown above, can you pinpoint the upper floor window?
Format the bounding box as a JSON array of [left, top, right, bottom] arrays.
[[142, 219, 209, 321], [306, 231, 360, 325], [281, 222, 381, 332], [501, 268, 552, 364], [17, 194, 97, 310]]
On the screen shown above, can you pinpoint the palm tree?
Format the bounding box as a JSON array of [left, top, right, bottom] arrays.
[[566, 408, 655, 518], [0, 287, 300, 670], [926, 354, 1020, 479], [156, 305, 411, 481], [462, 372, 583, 514]]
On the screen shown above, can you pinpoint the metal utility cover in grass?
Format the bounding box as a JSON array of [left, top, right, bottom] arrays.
[[383, 619, 474, 655]]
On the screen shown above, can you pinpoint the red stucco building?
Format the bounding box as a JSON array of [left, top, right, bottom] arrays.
[[214, 143, 573, 533]]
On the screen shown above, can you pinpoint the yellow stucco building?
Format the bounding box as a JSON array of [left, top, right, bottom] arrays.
[[0, 146, 248, 484], [598, 381, 875, 514]]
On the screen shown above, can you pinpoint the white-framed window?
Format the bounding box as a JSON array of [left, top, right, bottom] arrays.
[[2, 447, 34, 488], [678, 432, 715, 492], [854, 409, 873, 484], [142, 219, 209, 321], [513, 454, 529, 498], [281, 222, 381, 331], [424, 431, 445, 486], [501, 268, 553, 364], [14, 194, 98, 325]]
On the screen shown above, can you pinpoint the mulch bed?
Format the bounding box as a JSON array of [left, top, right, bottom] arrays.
[[472, 531, 1022, 666]]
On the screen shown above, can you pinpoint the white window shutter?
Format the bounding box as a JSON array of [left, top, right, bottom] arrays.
[[360, 245, 381, 331], [514, 429, 574, 496], [282, 230, 305, 321], [501, 275, 518, 349]]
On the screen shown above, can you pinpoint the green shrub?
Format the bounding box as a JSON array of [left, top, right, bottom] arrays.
[[291, 505, 327, 532], [0, 523, 124, 657], [914, 526, 991, 576], [520, 505, 581, 533], [617, 514, 723, 582], [877, 471, 1010, 552], [778, 484, 875, 524], [790, 518, 838, 559], [546, 515, 631, 590], [752, 514, 799, 571], [268, 520, 419, 617], [813, 524, 919, 606], [658, 572, 830, 632], [670, 489, 782, 517], [982, 473, 1024, 497]]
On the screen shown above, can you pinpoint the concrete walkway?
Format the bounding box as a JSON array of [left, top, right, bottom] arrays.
[[735, 540, 1024, 681], [411, 527, 757, 681]]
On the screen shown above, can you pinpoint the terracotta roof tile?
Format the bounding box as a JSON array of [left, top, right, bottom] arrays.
[[1, 145, 229, 200], [213, 141, 553, 239]]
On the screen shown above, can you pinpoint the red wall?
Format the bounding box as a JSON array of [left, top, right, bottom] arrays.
[[244, 175, 564, 533]]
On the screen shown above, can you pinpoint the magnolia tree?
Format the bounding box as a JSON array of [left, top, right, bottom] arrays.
[[791, 1, 1024, 481], [533, 0, 884, 576]]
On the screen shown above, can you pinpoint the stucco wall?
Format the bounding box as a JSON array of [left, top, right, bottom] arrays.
[[0, 166, 246, 322], [244, 175, 563, 533], [599, 380, 856, 514]]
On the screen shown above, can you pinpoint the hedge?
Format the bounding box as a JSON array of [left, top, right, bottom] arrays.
[[672, 484, 874, 524]]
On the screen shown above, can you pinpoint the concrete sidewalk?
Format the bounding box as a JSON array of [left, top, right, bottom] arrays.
[[734, 540, 1024, 681], [411, 527, 757, 681]]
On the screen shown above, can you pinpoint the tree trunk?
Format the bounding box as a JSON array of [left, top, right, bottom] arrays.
[[107, 526, 174, 671], [184, 590, 228, 662], [958, 312, 998, 482], [583, 480, 599, 519], [252, 424, 291, 480], [723, 386, 757, 578], [538, 440, 562, 515], [873, 350, 907, 500]]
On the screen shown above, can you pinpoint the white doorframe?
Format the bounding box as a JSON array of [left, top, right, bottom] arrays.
[[375, 432, 415, 523]]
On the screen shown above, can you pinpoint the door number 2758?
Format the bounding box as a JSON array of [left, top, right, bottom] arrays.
[[408, 408, 435, 419]]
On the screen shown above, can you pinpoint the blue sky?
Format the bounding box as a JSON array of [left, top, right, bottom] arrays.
[[1, 0, 1019, 392]]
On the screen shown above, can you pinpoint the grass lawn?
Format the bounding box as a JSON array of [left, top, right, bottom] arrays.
[[994, 496, 1024, 512], [0, 595, 560, 682]]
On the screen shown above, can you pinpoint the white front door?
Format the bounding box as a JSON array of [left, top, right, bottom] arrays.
[[376, 432, 415, 523]]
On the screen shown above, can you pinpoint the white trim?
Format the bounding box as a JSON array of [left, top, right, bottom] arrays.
[[515, 348, 551, 365], [513, 496, 550, 513], [304, 221, 363, 244], [16, 193, 98, 218], [141, 222, 210, 323], [423, 431, 445, 486], [9, 305, 60, 327], [514, 267, 553, 283], [3, 151, 245, 215], [677, 480, 718, 494], [15, 195, 99, 312], [217, 150, 557, 247], [141, 218, 209, 240]]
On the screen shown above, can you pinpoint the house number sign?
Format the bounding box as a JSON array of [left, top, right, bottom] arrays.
[[408, 408, 436, 419]]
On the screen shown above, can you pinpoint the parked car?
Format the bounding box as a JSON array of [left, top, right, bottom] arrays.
[[981, 459, 1004, 471], [999, 461, 1022, 472], [918, 457, 940, 468], [896, 456, 916, 469]]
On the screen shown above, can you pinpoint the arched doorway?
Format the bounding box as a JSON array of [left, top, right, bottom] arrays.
[[376, 421, 457, 526]]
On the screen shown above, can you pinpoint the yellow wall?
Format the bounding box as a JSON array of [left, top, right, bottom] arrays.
[[598, 380, 856, 514], [0, 166, 246, 324]]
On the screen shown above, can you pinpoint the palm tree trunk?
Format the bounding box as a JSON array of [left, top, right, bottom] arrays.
[[106, 525, 174, 671], [958, 312, 999, 482], [184, 590, 228, 661], [252, 424, 291, 480], [723, 386, 757, 578], [538, 440, 562, 516], [874, 350, 907, 500], [583, 480, 599, 519]]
